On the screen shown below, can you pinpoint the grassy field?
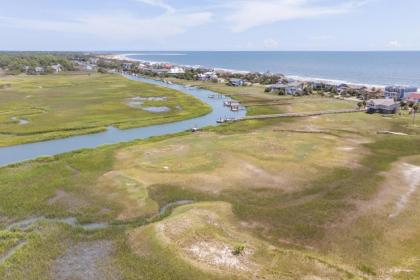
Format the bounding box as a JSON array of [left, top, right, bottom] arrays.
[[0, 79, 419, 279], [0, 73, 211, 146], [167, 78, 357, 115]]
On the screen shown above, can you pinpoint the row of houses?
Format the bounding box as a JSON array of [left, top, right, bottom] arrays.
[[131, 62, 235, 84], [21, 64, 63, 74], [262, 80, 419, 114], [72, 60, 96, 71], [384, 86, 418, 101], [265, 81, 305, 95], [107, 57, 287, 86], [101, 57, 420, 113], [264, 81, 362, 96]]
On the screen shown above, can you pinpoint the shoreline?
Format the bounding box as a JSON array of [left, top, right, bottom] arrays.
[[0, 75, 245, 167], [103, 53, 390, 90]]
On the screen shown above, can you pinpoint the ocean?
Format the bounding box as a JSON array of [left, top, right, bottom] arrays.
[[123, 51, 420, 87]]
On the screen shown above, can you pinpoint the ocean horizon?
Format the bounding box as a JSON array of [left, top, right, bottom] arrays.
[[118, 51, 420, 88]]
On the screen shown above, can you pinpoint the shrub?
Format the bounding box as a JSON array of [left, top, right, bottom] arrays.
[[232, 244, 245, 256]]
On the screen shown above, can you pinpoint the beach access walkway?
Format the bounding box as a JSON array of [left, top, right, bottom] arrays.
[[241, 109, 362, 120]]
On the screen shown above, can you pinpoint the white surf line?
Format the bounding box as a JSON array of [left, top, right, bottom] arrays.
[[389, 163, 420, 218]]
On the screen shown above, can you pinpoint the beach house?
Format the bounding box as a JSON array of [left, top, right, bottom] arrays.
[[407, 93, 420, 104], [366, 99, 399, 114], [266, 81, 304, 95], [51, 64, 62, 73], [309, 82, 325, 90], [384, 86, 418, 100], [35, 66, 44, 73], [22, 65, 30, 73], [336, 83, 350, 93], [228, 78, 245, 87], [122, 63, 133, 70], [197, 71, 218, 81], [168, 67, 185, 75]]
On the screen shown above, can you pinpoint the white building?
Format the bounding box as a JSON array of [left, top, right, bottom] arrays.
[[168, 67, 185, 74], [197, 72, 218, 81], [51, 64, 62, 73], [35, 67, 44, 73]]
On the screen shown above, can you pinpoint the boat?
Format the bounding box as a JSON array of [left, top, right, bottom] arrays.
[[216, 118, 225, 123]]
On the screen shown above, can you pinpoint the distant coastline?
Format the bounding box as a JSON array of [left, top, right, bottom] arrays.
[[103, 51, 420, 89], [104, 53, 388, 89]]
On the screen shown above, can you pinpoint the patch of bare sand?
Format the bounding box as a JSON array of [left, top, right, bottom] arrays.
[[389, 163, 420, 218], [47, 189, 88, 211], [325, 158, 420, 241], [0, 216, 11, 227], [361, 160, 420, 220], [51, 240, 119, 280], [186, 241, 253, 272], [153, 204, 259, 274]]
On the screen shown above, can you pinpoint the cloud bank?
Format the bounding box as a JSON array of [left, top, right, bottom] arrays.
[[225, 0, 369, 32]]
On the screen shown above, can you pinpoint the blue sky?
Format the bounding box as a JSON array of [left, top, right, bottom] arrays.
[[0, 0, 419, 51]]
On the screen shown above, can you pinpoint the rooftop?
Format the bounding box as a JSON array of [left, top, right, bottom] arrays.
[[368, 99, 397, 106]]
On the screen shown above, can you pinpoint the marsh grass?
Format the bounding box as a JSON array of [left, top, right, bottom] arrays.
[[0, 73, 211, 146], [146, 135, 420, 244], [0, 78, 419, 278]]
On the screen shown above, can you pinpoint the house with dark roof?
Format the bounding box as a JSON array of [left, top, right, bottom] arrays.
[[366, 99, 399, 114], [122, 63, 133, 70], [336, 83, 350, 93], [266, 81, 304, 95], [228, 78, 245, 87]]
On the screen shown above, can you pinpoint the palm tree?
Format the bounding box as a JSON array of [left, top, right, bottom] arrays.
[[400, 100, 408, 111], [413, 104, 418, 124]]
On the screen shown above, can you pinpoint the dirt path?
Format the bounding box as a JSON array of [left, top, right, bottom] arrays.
[[242, 109, 361, 120], [51, 241, 119, 280], [389, 163, 420, 218], [0, 241, 27, 265]]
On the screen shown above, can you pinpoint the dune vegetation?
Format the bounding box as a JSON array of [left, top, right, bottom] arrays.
[[0, 78, 419, 279]]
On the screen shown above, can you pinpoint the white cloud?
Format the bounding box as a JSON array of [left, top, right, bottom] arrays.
[[134, 0, 175, 13], [388, 40, 402, 48], [263, 38, 280, 49], [0, 11, 211, 41], [225, 0, 369, 32]]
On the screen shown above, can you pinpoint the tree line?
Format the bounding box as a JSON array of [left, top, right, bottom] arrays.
[[0, 52, 76, 75]]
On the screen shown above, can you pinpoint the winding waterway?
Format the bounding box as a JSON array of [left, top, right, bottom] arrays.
[[0, 75, 245, 167]]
